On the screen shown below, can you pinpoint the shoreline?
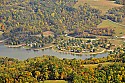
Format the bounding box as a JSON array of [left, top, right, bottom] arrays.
[[5, 44, 54, 50], [4, 44, 107, 55], [5, 44, 26, 48], [31, 45, 54, 51], [52, 47, 107, 55]]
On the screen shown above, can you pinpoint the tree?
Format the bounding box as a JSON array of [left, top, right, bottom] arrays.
[[54, 70, 59, 79], [34, 71, 40, 78]]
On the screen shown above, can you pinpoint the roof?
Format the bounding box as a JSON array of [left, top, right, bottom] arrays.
[[120, 35, 125, 39], [43, 31, 54, 37]]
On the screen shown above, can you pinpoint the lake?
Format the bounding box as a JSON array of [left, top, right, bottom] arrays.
[[0, 44, 108, 60]]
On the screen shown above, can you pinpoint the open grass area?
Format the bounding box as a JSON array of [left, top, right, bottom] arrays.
[[0, 31, 3, 36], [83, 62, 115, 68], [97, 20, 125, 37], [121, 18, 125, 25], [74, 0, 123, 14], [40, 80, 68, 83], [109, 39, 124, 48]]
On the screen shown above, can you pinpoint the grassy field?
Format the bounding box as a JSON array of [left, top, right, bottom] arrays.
[[109, 39, 124, 48], [97, 20, 125, 37], [83, 62, 115, 68], [74, 0, 123, 14], [40, 80, 68, 83], [83, 62, 123, 68], [83, 62, 113, 68], [0, 31, 3, 36], [121, 18, 125, 25]]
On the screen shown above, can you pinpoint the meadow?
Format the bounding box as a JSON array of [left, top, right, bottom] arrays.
[[40, 80, 68, 83], [97, 20, 125, 37], [74, 0, 123, 14], [121, 18, 125, 25], [0, 31, 3, 36]]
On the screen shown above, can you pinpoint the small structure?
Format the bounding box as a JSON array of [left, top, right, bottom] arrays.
[[120, 35, 125, 39], [43, 31, 54, 37]]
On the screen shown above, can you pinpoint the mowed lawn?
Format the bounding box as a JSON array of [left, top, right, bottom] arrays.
[[97, 20, 125, 37], [74, 0, 123, 14], [40, 80, 68, 83]]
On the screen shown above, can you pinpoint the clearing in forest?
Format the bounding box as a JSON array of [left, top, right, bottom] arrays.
[[40, 80, 68, 83], [121, 18, 125, 25], [74, 0, 123, 14], [0, 31, 3, 36], [97, 20, 125, 37]]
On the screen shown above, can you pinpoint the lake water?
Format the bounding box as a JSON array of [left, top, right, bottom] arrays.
[[0, 44, 108, 60]]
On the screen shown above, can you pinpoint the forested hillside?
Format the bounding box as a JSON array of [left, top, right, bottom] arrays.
[[0, 0, 125, 43], [0, 0, 102, 38], [0, 1, 125, 83], [0, 51, 125, 83]]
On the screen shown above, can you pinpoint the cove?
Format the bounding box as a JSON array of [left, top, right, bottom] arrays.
[[0, 44, 108, 60]]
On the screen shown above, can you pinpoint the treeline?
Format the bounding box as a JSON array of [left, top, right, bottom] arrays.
[[0, 50, 125, 82], [109, 0, 125, 5], [102, 6, 125, 22], [5, 32, 53, 47], [115, 0, 125, 5]]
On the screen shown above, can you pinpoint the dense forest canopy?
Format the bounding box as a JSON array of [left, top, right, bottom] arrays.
[[0, 50, 125, 83], [0, 0, 102, 38], [0, 0, 125, 41]]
